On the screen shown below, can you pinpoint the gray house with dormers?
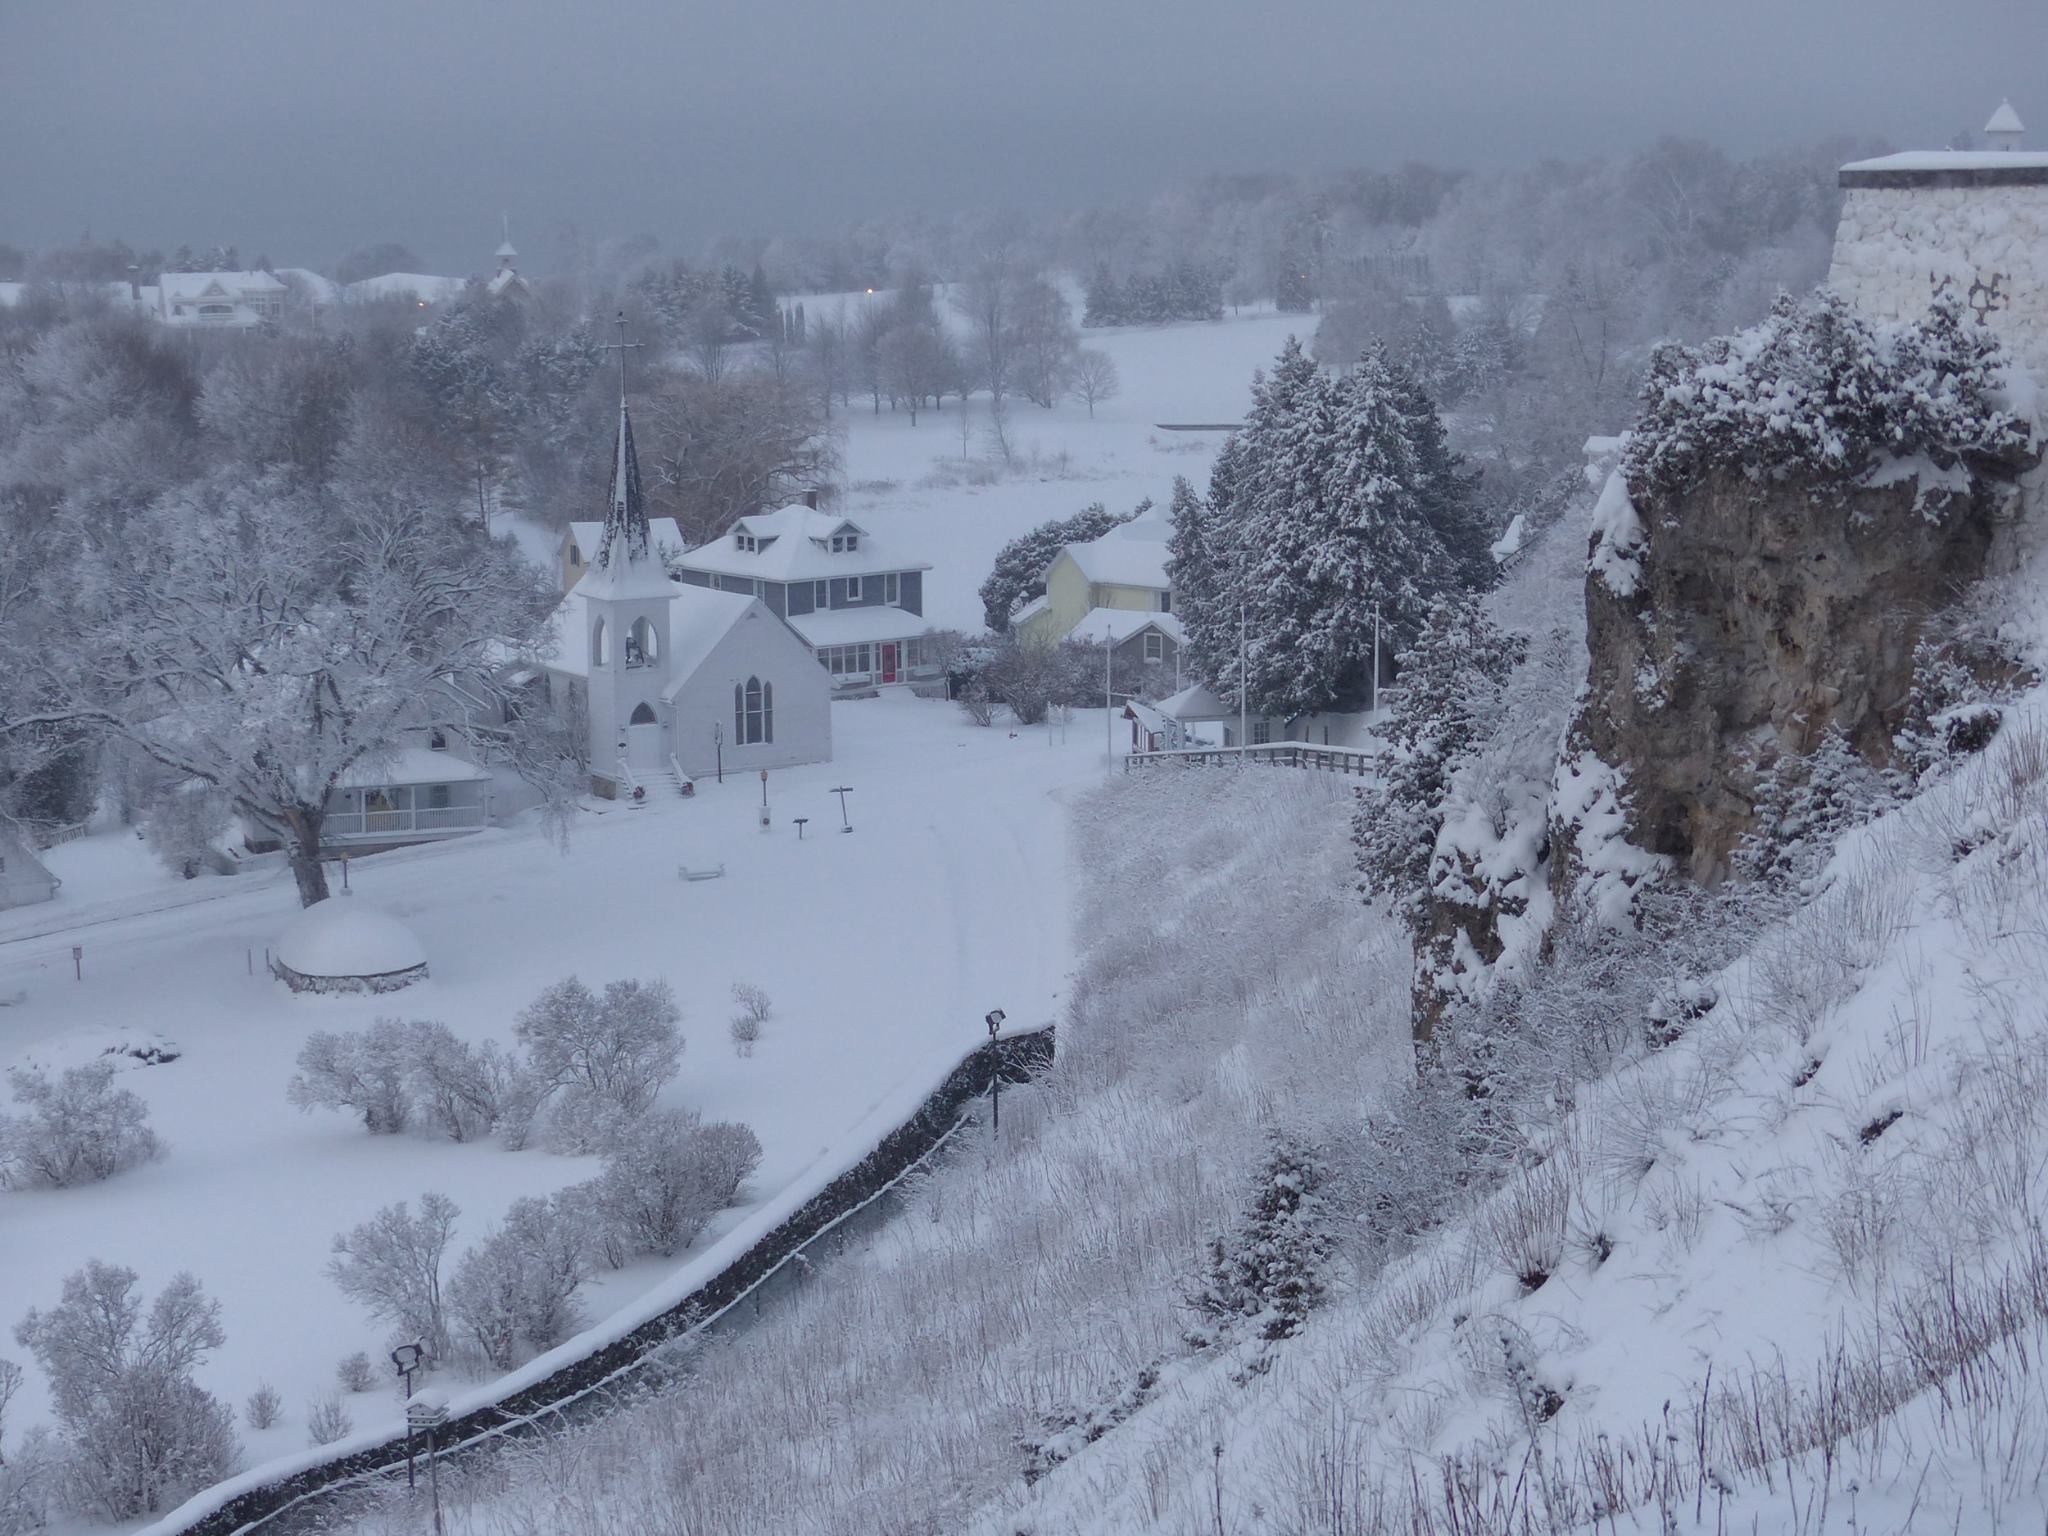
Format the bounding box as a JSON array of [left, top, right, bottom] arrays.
[[673, 505, 939, 688]]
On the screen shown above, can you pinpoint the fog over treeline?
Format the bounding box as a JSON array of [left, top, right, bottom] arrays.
[[3, 0, 2040, 273]]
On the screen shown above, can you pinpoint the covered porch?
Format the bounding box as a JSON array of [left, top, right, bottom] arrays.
[[789, 606, 943, 692], [322, 749, 493, 846]]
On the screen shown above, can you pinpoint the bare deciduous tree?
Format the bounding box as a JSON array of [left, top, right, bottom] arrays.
[[1070, 349, 1120, 418]]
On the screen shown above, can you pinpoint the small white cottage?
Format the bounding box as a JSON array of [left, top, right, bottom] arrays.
[[540, 367, 832, 796], [0, 828, 59, 910]]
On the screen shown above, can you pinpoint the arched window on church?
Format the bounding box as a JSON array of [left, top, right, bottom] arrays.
[[735, 676, 773, 745], [629, 702, 657, 725], [591, 617, 608, 668], [627, 616, 658, 668]]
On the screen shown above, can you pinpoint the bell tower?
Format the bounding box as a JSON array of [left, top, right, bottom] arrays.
[[578, 313, 677, 793]]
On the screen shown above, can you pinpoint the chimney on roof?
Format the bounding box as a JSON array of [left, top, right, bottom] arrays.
[[801, 488, 820, 510], [1985, 98, 2026, 153]]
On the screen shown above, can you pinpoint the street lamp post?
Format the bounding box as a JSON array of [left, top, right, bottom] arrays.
[[713, 721, 724, 783], [406, 1389, 449, 1535], [985, 1008, 1006, 1134], [390, 1344, 426, 1490]]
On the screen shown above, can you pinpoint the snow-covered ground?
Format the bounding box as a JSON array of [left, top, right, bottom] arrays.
[[786, 295, 1301, 635], [0, 693, 1110, 1453]]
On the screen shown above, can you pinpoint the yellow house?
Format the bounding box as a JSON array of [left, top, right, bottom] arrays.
[[1014, 519, 1173, 645]]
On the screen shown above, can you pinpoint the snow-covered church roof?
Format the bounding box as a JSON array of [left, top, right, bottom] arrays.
[[1987, 99, 2025, 136]]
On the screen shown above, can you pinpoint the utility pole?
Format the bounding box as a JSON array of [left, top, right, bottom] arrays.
[[1370, 604, 1382, 714], [1237, 600, 1248, 752], [1104, 623, 1114, 776]]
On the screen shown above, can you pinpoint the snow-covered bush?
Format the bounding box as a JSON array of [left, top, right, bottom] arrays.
[[1625, 289, 2033, 503], [304, 1394, 351, 1447], [243, 1382, 282, 1431], [289, 1020, 528, 1145], [587, 1111, 760, 1264], [1735, 727, 1896, 888], [0, 1061, 163, 1189], [142, 782, 231, 879], [1185, 1132, 1332, 1345], [729, 982, 771, 1055], [955, 680, 996, 727], [446, 1192, 593, 1371], [335, 1350, 375, 1394], [288, 1023, 410, 1135], [11, 1262, 237, 1521], [516, 977, 684, 1151], [0, 1357, 44, 1536], [326, 1194, 458, 1361]]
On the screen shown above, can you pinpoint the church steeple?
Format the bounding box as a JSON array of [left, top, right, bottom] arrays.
[[579, 314, 672, 600]]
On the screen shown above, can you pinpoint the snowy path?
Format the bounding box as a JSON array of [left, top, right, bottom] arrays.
[[0, 694, 1105, 1451]]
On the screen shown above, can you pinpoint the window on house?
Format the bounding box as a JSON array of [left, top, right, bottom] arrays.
[[735, 676, 773, 744], [846, 576, 863, 602], [428, 784, 451, 810], [1144, 631, 1164, 662], [1159, 591, 1172, 612], [429, 730, 448, 750], [568, 542, 582, 566], [885, 572, 899, 606], [814, 580, 828, 608], [830, 531, 860, 552], [1251, 721, 1272, 745], [735, 532, 757, 552], [591, 617, 608, 667]]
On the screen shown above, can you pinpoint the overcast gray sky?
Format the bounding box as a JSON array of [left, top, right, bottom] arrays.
[[2, 0, 2041, 273]]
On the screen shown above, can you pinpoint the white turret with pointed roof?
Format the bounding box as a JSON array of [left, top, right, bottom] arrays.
[[1986, 98, 2026, 152]]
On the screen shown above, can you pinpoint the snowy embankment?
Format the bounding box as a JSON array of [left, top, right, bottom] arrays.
[[336, 765, 1412, 1535], [0, 695, 1094, 1472]]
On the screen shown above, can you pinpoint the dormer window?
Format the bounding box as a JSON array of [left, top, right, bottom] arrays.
[[735, 531, 758, 553], [830, 532, 859, 553]]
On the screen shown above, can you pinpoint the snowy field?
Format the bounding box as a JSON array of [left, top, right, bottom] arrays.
[[0, 693, 1111, 1454], [799, 294, 1305, 633]]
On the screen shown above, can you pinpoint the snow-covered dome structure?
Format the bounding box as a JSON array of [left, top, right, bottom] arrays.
[[272, 897, 428, 995]]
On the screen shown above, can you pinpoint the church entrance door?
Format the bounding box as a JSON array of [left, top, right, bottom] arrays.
[[627, 717, 665, 775]]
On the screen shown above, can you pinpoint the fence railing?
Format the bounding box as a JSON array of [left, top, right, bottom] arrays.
[[142, 1026, 1056, 1536], [1122, 742, 1376, 779], [322, 804, 488, 840]]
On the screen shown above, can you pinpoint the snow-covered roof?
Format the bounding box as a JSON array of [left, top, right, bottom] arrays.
[[159, 270, 285, 301], [344, 272, 467, 305], [677, 505, 929, 583], [336, 748, 491, 789], [276, 898, 426, 979], [495, 240, 519, 259], [487, 268, 530, 298], [1010, 593, 1052, 627], [1158, 681, 1236, 720], [543, 584, 766, 688], [275, 267, 341, 304], [788, 605, 927, 648], [1073, 607, 1185, 645], [563, 518, 686, 568], [1841, 150, 2048, 174], [1490, 513, 1527, 564], [1064, 519, 1172, 591], [1986, 99, 2025, 136]]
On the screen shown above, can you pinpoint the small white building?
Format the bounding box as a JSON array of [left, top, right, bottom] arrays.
[[321, 749, 493, 849], [539, 379, 832, 794], [156, 270, 288, 327], [0, 829, 59, 910]]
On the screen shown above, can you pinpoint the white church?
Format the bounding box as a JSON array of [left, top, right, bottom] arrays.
[[540, 339, 832, 798]]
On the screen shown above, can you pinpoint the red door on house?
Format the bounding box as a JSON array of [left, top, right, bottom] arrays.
[[880, 643, 899, 684]]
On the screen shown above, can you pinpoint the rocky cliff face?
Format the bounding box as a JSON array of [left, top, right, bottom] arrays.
[[1569, 463, 2023, 885]]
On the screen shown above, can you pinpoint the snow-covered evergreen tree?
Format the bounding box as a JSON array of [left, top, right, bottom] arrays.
[[1185, 1132, 1331, 1345], [1354, 593, 1523, 929]]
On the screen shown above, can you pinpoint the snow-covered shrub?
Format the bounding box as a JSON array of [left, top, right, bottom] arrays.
[[398, 1022, 504, 1144], [729, 982, 771, 1055], [1481, 1152, 1578, 1292], [0, 1061, 163, 1189], [142, 782, 230, 879], [955, 680, 996, 727], [1625, 289, 2033, 503], [588, 1111, 760, 1264], [335, 1350, 375, 1394], [11, 1262, 237, 1521], [304, 1394, 351, 1447], [1735, 728, 1896, 889], [326, 1194, 458, 1361], [243, 1382, 282, 1431], [1185, 1132, 1332, 1345], [446, 1192, 593, 1371], [516, 977, 684, 1151], [288, 1023, 410, 1135]]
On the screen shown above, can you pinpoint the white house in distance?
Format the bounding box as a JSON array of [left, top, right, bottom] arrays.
[[0, 827, 59, 911], [155, 270, 288, 327], [538, 361, 831, 795], [321, 748, 494, 849], [556, 516, 687, 595], [672, 503, 939, 690]]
